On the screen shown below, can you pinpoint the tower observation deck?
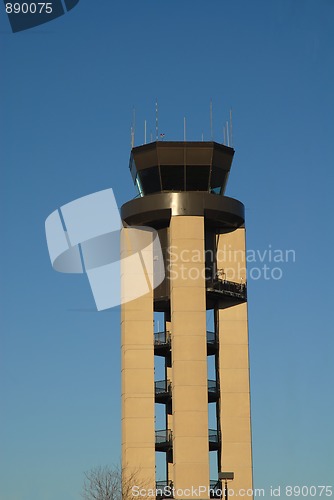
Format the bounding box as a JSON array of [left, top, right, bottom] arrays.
[[121, 141, 253, 499]]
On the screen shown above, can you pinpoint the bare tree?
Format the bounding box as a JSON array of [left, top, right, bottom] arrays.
[[82, 466, 122, 500], [82, 465, 146, 500]]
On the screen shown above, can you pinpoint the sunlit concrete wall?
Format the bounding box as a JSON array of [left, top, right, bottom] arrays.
[[217, 228, 253, 497], [169, 216, 210, 498], [121, 228, 156, 490]]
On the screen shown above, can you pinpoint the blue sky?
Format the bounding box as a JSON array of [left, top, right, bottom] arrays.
[[0, 1, 333, 499]]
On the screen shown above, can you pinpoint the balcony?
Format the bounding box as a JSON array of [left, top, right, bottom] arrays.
[[155, 330, 219, 356], [210, 480, 223, 498], [208, 379, 219, 403], [154, 331, 171, 356], [155, 379, 172, 403], [209, 428, 220, 451], [155, 378, 218, 403], [207, 278, 247, 303], [156, 481, 174, 499], [156, 480, 221, 499], [155, 429, 173, 451], [207, 331, 218, 355]]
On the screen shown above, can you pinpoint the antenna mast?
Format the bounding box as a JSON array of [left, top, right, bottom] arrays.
[[210, 99, 213, 140], [155, 99, 159, 140], [229, 108, 233, 147], [131, 107, 136, 148]]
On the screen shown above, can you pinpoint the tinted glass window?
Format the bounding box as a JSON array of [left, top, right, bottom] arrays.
[[139, 167, 161, 194], [130, 157, 137, 183], [211, 166, 226, 189], [135, 174, 143, 196], [186, 166, 210, 191], [160, 165, 185, 191]]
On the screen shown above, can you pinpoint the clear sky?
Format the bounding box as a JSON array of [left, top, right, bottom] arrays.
[[1, 1, 333, 499]]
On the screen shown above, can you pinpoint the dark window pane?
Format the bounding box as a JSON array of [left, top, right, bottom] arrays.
[[135, 174, 143, 197], [139, 167, 161, 194], [130, 157, 137, 183], [211, 166, 226, 189], [186, 166, 210, 191], [160, 166, 185, 191]]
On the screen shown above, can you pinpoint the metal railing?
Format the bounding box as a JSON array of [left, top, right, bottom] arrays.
[[208, 379, 218, 391], [209, 428, 220, 442], [208, 428, 220, 451], [207, 331, 218, 355], [207, 278, 247, 300], [155, 429, 172, 449], [155, 380, 171, 403], [206, 331, 217, 345], [208, 379, 219, 401], [155, 379, 171, 395], [210, 480, 223, 498], [156, 481, 174, 498], [154, 331, 171, 347], [155, 331, 217, 345]]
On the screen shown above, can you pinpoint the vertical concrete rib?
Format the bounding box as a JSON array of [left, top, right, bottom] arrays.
[[216, 228, 253, 496], [121, 227, 156, 490], [165, 319, 174, 484], [169, 216, 210, 498]]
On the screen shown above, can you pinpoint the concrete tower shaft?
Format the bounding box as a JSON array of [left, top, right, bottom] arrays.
[[121, 142, 253, 499]]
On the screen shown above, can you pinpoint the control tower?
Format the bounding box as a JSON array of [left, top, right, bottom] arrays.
[[121, 141, 253, 499]]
